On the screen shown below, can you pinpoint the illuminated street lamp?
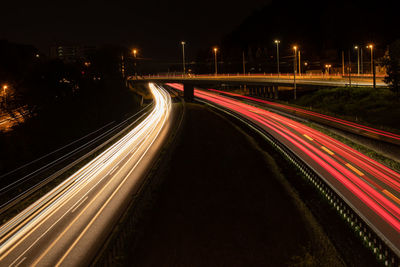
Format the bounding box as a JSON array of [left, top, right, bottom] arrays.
[[293, 46, 297, 100], [367, 45, 373, 74], [213, 47, 218, 75], [274, 40, 280, 76], [367, 44, 376, 88], [132, 49, 138, 77], [3, 85, 8, 106], [354, 46, 360, 75], [181, 41, 186, 75], [325, 64, 332, 75]]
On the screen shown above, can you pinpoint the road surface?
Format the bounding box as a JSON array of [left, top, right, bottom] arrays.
[[207, 89, 400, 145], [0, 83, 173, 266], [168, 83, 400, 257]]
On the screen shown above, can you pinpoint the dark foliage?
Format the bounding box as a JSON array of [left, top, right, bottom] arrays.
[[383, 40, 400, 97]]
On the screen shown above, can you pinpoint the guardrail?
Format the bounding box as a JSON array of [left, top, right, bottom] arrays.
[[198, 97, 400, 266]]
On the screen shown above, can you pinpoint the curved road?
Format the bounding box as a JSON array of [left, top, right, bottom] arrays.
[[0, 83, 173, 266], [168, 83, 400, 257]]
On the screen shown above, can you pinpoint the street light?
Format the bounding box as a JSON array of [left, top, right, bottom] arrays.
[[325, 64, 332, 75], [354, 46, 360, 75], [367, 44, 373, 75], [293, 46, 297, 100], [367, 44, 375, 88], [274, 40, 280, 76], [132, 49, 138, 77], [3, 85, 8, 106], [298, 49, 301, 75], [181, 41, 186, 75], [213, 47, 218, 75]]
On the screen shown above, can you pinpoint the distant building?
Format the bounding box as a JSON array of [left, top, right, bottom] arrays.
[[49, 44, 96, 63]]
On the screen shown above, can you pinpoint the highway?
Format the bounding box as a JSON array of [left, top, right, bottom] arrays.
[[167, 83, 400, 257], [0, 83, 172, 266], [207, 89, 400, 146]]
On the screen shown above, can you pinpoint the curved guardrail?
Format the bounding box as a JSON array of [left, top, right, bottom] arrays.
[[199, 98, 400, 266]]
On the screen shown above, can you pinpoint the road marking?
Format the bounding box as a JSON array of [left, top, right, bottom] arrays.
[[108, 165, 119, 176], [71, 196, 88, 213], [383, 190, 400, 205], [321, 146, 334, 155], [12, 256, 26, 267], [303, 134, 313, 141], [345, 163, 364, 176]]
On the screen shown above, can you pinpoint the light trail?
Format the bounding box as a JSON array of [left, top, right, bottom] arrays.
[[167, 83, 400, 256], [207, 89, 400, 142], [0, 83, 172, 266]]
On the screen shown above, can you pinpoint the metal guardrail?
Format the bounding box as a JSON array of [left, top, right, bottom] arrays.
[[200, 98, 400, 266]]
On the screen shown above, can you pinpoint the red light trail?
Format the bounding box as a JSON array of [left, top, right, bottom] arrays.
[[167, 83, 400, 255]]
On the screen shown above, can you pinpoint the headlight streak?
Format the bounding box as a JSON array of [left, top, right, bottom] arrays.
[[166, 83, 400, 254], [0, 83, 172, 264]]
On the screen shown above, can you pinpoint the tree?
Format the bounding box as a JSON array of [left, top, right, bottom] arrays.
[[383, 39, 400, 97]]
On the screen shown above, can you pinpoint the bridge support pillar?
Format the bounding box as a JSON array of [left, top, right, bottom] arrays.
[[274, 85, 279, 99], [184, 83, 194, 102]]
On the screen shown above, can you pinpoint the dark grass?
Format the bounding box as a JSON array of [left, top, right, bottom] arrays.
[[291, 87, 400, 133]]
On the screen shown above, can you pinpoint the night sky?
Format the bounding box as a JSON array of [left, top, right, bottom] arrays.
[[1, 0, 269, 62]]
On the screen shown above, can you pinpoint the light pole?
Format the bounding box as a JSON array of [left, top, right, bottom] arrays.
[[293, 46, 297, 100], [360, 47, 363, 74], [367, 44, 376, 88], [181, 41, 186, 75], [213, 47, 218, 75], [3, 85, 8, 107], [298, 49, 301, 75], [355, 46, 360, 75], [274, 40, 280, 76], [132, 49, 138, 77], [367, 44, 373, 75]]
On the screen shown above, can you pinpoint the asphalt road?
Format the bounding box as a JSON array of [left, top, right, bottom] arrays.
[[126, 103, 344, 266], [168, 83, 400, 257], [208, 89, 400, 146], [0, 83, 173, 266]]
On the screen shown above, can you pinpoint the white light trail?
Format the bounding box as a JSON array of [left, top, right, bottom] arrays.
[[0, 83, 172, 263]]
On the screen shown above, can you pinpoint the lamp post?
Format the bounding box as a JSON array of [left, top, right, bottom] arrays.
[[298, 50, 301, 75], [355, 46, 360, 75], [274, 40, 280, 76], [181, 41, 186, 75], [132, 49, 138, 77], [293, 46, 297, 100], [325, 64, 332, 75], [360, 47, 363, 74], [3, 85, 8, 107], [367, 44, 373, 74], [213, 47, 218, 75], [367, 44, 376, 88]]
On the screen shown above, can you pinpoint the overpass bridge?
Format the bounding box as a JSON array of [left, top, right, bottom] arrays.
[[128, 73, 387, 101]]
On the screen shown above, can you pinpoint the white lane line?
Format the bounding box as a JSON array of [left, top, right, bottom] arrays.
[[108, 165, 119, 176], [10, 256, 26, 267], [71, 197, 89, 214]]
